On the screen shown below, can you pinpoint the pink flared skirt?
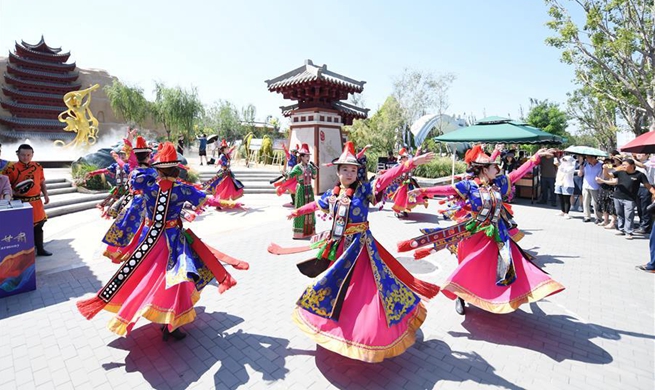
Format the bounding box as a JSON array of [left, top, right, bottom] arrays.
[[212, 179, 244, 201], [103, 237, 200, 336], [391, 184, 426, 213], [293, 249, 426, 363], [443, 232, 564, 313]]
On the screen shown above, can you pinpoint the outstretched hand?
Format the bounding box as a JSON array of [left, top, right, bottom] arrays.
[[536, 148, 552, 157], [412, 152, 435, 166], [286, 212, 296, 220], [408, 188, 423, 198]]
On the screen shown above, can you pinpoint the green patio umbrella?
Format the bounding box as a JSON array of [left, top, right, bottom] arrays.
[[434, 117, 563, 144], [564, 145, 609, 157]]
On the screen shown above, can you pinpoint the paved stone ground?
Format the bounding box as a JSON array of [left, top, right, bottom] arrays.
[[1, 189, 654, 389]]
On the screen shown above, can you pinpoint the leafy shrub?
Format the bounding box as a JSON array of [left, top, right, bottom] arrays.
[[361, 150, 464, 179], [413, 156, 467, 179], [185, 168, 200, 183], [72, 163, 110, 191]]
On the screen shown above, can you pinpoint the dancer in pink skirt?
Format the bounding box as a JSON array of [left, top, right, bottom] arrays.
[[77, 142, 248, 340], [399, 145, 564, 315], [284, 142, 440, 363]]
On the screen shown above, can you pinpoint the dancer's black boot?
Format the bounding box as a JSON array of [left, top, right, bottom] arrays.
[[455, 297, 466, 315], [161, 325, 186, 341]]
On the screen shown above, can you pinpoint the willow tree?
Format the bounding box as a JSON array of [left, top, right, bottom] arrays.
[[104, 80, 150, 126], [152, 82, 204, 142]]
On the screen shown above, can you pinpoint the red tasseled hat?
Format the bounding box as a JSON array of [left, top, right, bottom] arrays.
[[398, 147, 409, 157], [464, 145, 498, 166], [133, 136, 151, 152], [220, 139, 228, 148], [298, 143, 311, 155], [333, 141, 360, 166], [152, 142, 180, 168]]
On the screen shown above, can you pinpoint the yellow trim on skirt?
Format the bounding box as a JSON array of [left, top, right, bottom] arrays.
[[104, 289, 201, 336], [292, 302, 427, 363]]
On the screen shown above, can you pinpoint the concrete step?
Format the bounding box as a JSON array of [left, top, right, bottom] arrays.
[[49, 187, 78, 196], [44, 178, 67, 184], [239, 181, 278, 189], [199, 172, 281, 179], [46, 199, 104, 218], [44, 193, 107, 210], [46, 182, 72, 190], [243, 188, 276, 194]]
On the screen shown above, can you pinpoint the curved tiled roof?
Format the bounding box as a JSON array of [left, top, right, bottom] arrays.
[[8, 52, 76, 72], [332, 101, 369, 117], [15, 42, 71, 62], [0, 116, 66, 129], [2, 86, 66, 101], [7, 63, 78, 83], [0, 99, 65, 112], [4, 73, 81, 92], [266, 59, 365, 92], [21, 36, 63, 54], [280, 101, 368, 118]]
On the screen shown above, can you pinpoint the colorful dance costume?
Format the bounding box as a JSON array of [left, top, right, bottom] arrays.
[[102, 137, 155, 263], [288, 144, 317, 239], [274, 143, 299, 197], [77, 142, 246, 337], [390, 148, 426, 215], [203, 140, 244, 201], [399, 146, 564, 314], [288, 142, 440, 363], [88, 147, 132, 219]]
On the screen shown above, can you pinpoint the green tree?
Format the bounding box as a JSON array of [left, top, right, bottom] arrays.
[[104, 79, 150, 126], [567, 87, 618, 150], [545, 0, 655, 134], [347, 96, 404, 154], [202, 100, 243, 141], [152, 82, 204, 142], [526, 99, 569, 138]]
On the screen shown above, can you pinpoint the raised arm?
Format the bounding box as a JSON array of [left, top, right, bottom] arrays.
[[85, 167, 111, 179], [282, 143, 291, 160], [287, 201, 319, 219], [373, 153, 435, 195], [356, 144, 372, 160], [508, 152, 543, 184]]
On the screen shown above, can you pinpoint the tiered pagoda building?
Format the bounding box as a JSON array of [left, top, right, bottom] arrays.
[[0, 37, 80, 140], [266, 59, 368, 192]]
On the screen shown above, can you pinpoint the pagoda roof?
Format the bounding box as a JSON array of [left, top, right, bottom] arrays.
[[21, 36, 62, 54], [2, 86, 66, 106], [7, 63, 79, 83], [15, 42, 71, 63], [0, 99, 67, 113], [0, 128, 74, 140], [8, 52, 77, 72], [0, 99, 65, 114], [266, 60, 365, 93], [280, 101, 369, 119], [0, 116, 66, 131], [4, 73, 81, 93]]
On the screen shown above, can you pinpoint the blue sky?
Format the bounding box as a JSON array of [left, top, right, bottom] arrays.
[[0, 0, 577, 127]]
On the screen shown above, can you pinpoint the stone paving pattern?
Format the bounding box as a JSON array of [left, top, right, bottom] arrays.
[[1, 188, 654, 389]]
